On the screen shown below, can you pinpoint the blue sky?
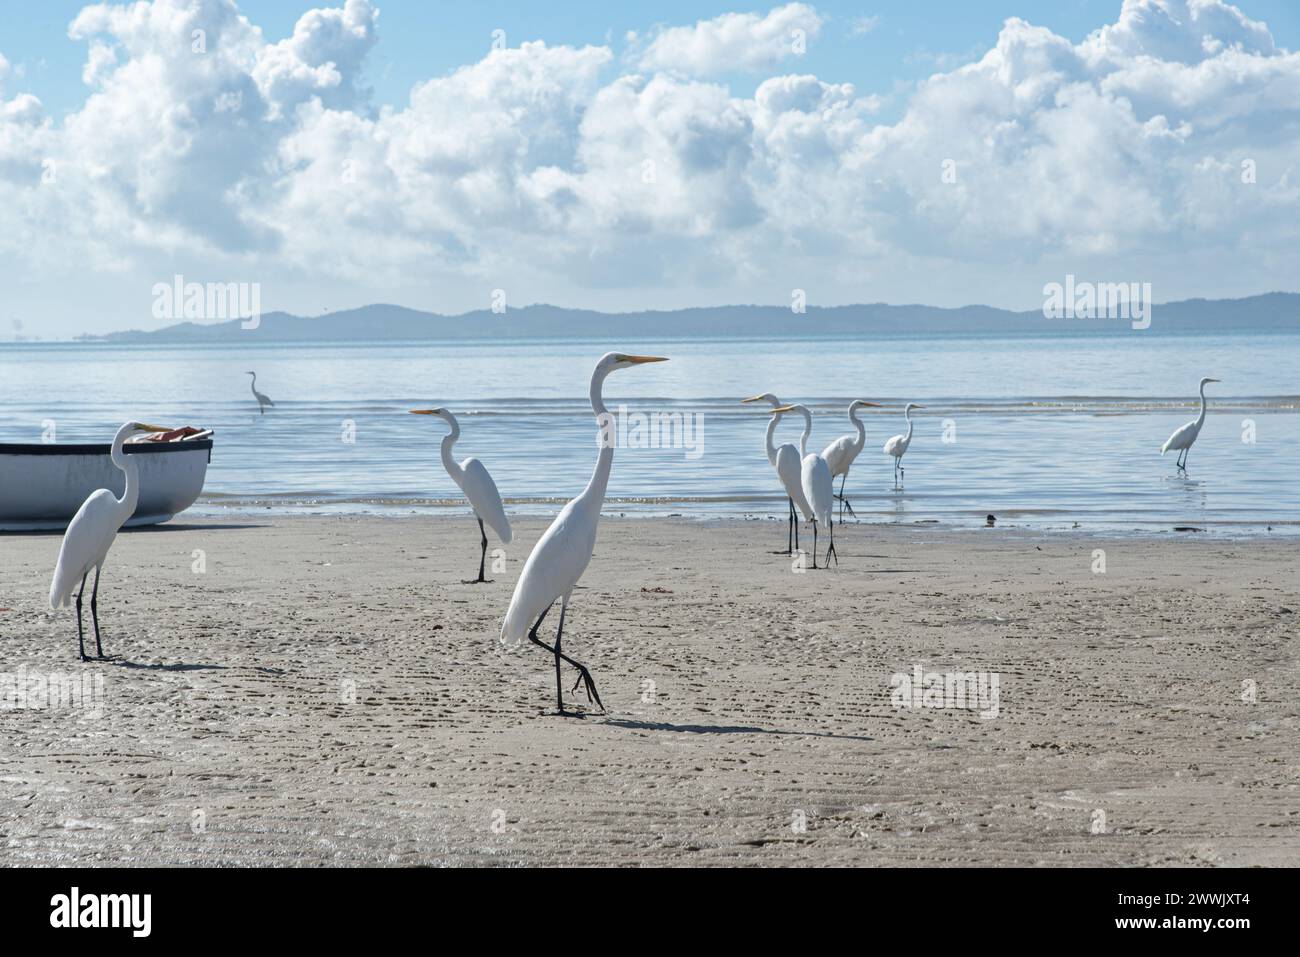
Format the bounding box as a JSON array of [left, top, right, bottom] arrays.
[[10, 1, 1297, 117], [2, 0, 1299, 337]]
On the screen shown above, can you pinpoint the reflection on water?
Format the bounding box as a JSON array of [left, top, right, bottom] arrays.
[[2, 334, 1298, 533]]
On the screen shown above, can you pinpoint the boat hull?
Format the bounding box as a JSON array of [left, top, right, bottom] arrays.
[[0, 441, 213, 531]]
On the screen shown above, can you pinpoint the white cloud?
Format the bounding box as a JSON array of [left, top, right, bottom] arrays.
[[850, 15, 880, 37], [4, 0, 1300, 334], [630, 3, 824, 76]]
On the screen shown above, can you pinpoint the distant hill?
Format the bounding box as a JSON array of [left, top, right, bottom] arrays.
[[77, 293, 1300, 343]]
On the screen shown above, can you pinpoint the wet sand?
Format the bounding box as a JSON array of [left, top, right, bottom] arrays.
[[1, 515, 1297, 866]]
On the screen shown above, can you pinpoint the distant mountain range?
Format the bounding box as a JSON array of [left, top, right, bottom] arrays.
[[78, 292, 1300, 342]]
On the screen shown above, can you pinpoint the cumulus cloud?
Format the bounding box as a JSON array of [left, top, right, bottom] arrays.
[[630, 3, 823, 75], [4, 0, 1300, 331]]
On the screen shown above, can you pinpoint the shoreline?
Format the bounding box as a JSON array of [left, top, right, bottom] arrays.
[[185, 504, 1300, 540]]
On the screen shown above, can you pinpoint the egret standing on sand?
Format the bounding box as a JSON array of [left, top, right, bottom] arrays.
[[49, 421, 171, 660], [245, 372, 274, 415], [821, 399, 883, 520], [1161, 377, 1220, 472], [741, 393, 812, 554], [410, 407, 511, 583], [776, 404, 837, 568], [500, 353, 668, 716], [774, 403, 837, 566], [883, 403, 924, 489]]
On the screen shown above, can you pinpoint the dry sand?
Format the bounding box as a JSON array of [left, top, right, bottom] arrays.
[[0, 514, 1297, 867]]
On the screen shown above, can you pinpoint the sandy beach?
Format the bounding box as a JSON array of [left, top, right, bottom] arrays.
[[1, 514, 1297, 867]]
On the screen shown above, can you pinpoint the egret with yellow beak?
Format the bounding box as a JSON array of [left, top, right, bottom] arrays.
[[741, 393, 813, 554], [500, 353, 668, 716], [821, 399, 884, 520], [49, 421, 172, 660], [883, 403, 926, 489], [409, 407, 511, 583]]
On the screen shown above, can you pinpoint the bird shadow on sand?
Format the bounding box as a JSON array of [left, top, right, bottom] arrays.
[[601, 717, 873, 743], [108, 658, 227, 672]]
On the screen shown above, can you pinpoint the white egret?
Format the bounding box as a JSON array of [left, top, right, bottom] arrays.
[[774, 404, 837, 568], [883, 403, 925, 489], [821, 399, 883, 520], [500, 352, 668, 716], [245, 371, 274, 415], [49, 421, 171, 660], [740, 393, 812, 554], [410, 407, 512, 583], [1161, 377, 1220, 472]]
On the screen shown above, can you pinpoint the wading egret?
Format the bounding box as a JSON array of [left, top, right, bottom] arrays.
[[410, 407, 512, 583], [821, 399, 883, 520], [245, 372, 274, 415], [500, 353, 668, 716], [49, 421, 171, 660], [883, 403, 925, 488], [741, 393, 812, 554], [1161, 378, 1220, 472], [774, 404, 837, 568]]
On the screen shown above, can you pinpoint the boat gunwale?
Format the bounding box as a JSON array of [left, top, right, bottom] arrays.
[[0, 439, 214, 456]]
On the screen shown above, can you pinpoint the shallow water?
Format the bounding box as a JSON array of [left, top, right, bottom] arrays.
[[2, 333, 1297, 533]]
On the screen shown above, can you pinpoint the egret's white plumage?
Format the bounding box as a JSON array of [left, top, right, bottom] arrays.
[[883, 403, 924, 488], [820, 399, 882, 518], [49, 421, 170, 659], [741, 393, 813, 554], [1161, 377, 1219, 471], [411, 407, 511, 582], [246, 371, 274, 415], [500, 352, 668, 715], [772, 404, 838, 568]]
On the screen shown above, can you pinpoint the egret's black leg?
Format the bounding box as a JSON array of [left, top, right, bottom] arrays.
[[90, 566, 105, 659], [788, 498, 794, 555], [558, 606, 604, 713], [75, 573, 88, 662], [810, 520, 819, 569], [827, 516, 838, 567], [527, 602, 604, 716], [900, 465, 905, 488], [464, 518, 493, 583]]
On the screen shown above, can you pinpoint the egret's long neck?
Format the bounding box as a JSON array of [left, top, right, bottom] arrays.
[[764, 416, 779, 467], [249, 375, 257, 396], [110, 426, 140, 521], [848, 403, 867, 456], [440, 415, 464, 483], [582, 366, 616, 507], [904, 406, 915, 441], [1196, 382, 1209, 426], [798, 408, 812, 456]]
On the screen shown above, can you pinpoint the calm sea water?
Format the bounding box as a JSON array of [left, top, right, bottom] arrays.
[[2, 334, 1298, 533]]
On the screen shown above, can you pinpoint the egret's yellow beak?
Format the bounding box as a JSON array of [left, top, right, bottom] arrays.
[[913, 404, 927, 409], [771, 404, 797, 413], [621, 355, 669, 364], [135, 423, 170, 433], [856, 401, 884, 407], [740, 394, 767, 404], [409, 408, 443, 415]]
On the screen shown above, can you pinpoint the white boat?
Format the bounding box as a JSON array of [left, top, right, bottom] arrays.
[[0, 436, 213, 531]]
